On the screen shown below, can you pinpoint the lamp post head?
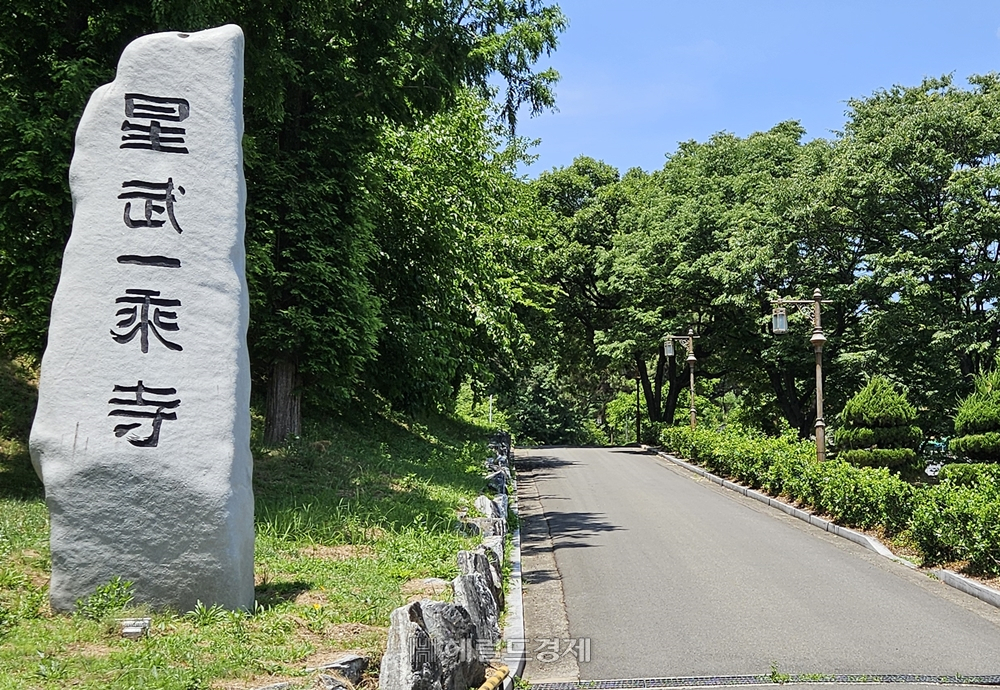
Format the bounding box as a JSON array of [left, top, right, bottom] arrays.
[[664, 337, 674, 357], [772, 306, 788, 334]]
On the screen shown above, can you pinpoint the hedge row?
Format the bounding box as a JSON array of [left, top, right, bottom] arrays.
[[835, 425, 922, 450], [660, 425, 1000, 576]]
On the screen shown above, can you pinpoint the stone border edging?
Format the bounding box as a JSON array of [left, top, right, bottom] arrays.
[[934, 568, 1000, 609], [501, 467, 526, 690], [645, 446, 1000, 612], [527, 672, 1000, 689]]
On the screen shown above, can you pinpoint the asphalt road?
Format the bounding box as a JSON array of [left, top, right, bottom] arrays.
[[516, 446, 1000, 683]]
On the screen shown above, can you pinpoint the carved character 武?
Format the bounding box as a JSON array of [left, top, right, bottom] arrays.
[[119, 178, 185, 232]]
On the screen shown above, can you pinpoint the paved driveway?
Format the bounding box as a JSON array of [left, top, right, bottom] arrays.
[[516, 446, 1000, 683]]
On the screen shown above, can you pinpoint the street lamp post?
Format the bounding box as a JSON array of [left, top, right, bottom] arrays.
[[664, 328, 700, 429], [635, 373, 641, 444], [770, 288, 833, 462]]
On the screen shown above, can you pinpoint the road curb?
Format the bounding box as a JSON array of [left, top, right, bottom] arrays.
[[501, 463, 526, 690], [645, 446, 1000, 612]]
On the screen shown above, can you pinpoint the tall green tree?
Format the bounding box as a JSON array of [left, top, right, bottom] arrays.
[[526, 156, 623, 427], [364, 92, 540, 412], [834, 74, 1000, 433]]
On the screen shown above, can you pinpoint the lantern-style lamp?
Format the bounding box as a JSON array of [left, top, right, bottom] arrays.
[[664, 337, 675, 357], [772, 306, 788, 334]]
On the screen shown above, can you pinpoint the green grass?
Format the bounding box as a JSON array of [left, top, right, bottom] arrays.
[[0, 356, 492, 689]]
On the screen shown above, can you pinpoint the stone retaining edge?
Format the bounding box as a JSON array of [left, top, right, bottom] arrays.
[[501, 466, 526, 690], [645, 446, 1000, 612]]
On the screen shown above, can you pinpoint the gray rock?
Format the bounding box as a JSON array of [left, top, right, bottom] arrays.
[[458, 550, 503, 611], [474, 495, 502, 519], [379, 602, 441, 690], [466, 517, 506, 538], [480, 535, 505, 565], [315, 654, 368, 684], [492, 494, 508, 519], [318, 674, 352, 690], [29, 25, 253, 612], [452, 573, 501, 652], [485, 470, 507, 495], [420, 600, 487, 690]]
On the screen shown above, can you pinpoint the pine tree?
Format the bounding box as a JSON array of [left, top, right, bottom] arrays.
[[951, 362, 1000, 462], [834, 376, 922, 469]]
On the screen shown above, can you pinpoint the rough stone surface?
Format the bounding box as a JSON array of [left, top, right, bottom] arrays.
[[492, 494, 508, 518], [452, 573, 501, 651], [458, 549, 503, 611], [481, 535, 505, 565], [28, 25, 252, 612], [316, 654, 368, 684], [466, 517, 506, 538], [485, 470, 507, 494], [474, 495, 502, 519], [420, 600, 487, 690], [380, 602, 442, 690], [318, 674, 352, 690]]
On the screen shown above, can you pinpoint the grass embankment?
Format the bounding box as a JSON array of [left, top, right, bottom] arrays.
[[0, 356, 490, 689], [661, 425, 1000, 584]]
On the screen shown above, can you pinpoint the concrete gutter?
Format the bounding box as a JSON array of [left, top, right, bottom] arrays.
[[646, 445, 1000, 611], [501, 464, 526, 690]]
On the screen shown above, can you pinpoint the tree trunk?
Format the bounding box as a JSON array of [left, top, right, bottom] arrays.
[[663, 356, 683, 423], [636, 355, 656, 423], [265, 359, 302, 445], [768, 366, 813, 438]]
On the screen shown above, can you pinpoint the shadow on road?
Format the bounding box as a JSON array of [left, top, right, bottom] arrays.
[[517, 448, 624, 585], [544, 509, 623, 548], [521, 507, 623, 585], [516, 453, 575, 470]]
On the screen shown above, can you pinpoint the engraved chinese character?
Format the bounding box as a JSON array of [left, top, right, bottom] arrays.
[[111, 289, 182, 353], [121, 94, 190, 154], [119, 178, 185, 232], [108, 381, 180, 447]]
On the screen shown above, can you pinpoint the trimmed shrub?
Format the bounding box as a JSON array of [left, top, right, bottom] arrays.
[[950, 432, 1000, 461], [834, 376, 920, 469], [839, 448, 918, 469], [912, 482, 1000, 575], [938, 462, 1000, 489], [951, 365, 1000, 463]]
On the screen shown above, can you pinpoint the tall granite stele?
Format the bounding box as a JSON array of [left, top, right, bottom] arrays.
[[29, 25, 254, 612]]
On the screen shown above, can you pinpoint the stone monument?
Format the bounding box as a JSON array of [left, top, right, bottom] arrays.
[[29, 25, 254, 612]]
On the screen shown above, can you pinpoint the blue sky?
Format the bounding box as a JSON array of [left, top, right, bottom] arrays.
[[515, 0, 1000, 177]]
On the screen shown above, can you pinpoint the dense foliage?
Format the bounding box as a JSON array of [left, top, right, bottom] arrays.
[[521, 75, 1000, 446], [0, 0, 565, 441], [834, 376, 921, 469], [6, 1, 1000, 451]]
